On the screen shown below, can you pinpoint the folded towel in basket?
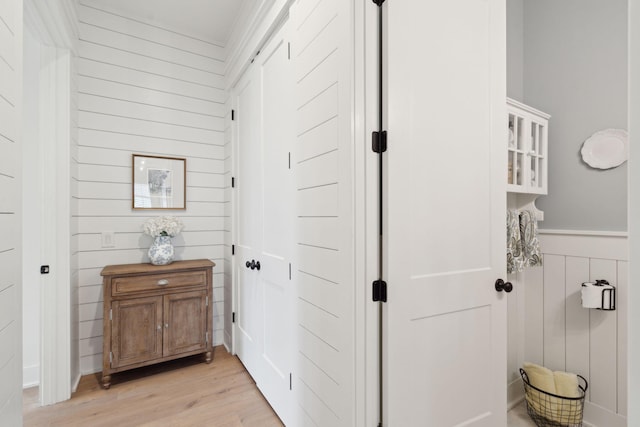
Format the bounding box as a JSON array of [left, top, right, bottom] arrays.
[[523, 362, 556, 393], [554, 371, 580, 398], [522, 362, 582, 425]]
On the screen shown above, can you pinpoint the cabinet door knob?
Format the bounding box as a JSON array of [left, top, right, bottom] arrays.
[[165, 323, 169, 329], [157, 279, 169, 286], [157, 325, 162, 331]]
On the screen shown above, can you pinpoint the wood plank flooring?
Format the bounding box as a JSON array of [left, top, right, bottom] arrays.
[[23, 346, 284, 427]]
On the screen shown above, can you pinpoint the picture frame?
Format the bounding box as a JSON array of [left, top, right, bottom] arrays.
[[132, 154, 186, 210]]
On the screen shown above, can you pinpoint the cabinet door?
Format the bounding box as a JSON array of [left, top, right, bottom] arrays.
[[163, 290, 207, 356], [111, 296, 163, 368], [528, 116, 547, 194]]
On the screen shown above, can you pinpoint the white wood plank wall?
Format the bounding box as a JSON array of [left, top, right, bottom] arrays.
[[76, 1, 227, 374], [0, 0, 22, 423], [291, 0, 356, 425], [508, 231, 628, 427]]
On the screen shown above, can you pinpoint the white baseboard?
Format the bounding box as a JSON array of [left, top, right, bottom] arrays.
[[71, 372, 81, 393], [23, 364, 39, 389], [507, 377, 524, 410]]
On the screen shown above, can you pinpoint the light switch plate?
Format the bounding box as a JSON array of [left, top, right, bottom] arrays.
[[101, 231, 116, 248]]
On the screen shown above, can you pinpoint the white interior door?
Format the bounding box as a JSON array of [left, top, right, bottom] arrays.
[[255, 24, 295, 426], [234, 20, 294, 425], [235, 63, 263, 379], [384, 1, 507, 426]]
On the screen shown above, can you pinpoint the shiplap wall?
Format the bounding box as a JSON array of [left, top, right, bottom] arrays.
[[0, 0, 22, 423], [291, 0, 356, 424], [508, 231, 628, 427], [76, 1, 226, 374]]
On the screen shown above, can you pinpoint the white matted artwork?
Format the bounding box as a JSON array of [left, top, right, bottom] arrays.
[[132, 154, 186, 209]]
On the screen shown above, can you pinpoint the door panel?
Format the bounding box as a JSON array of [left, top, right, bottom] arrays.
[[384, 0, 506, 425], [111, 296, 163, 368], [235, 62, 263, 378], [257, 31, 294, 425], [233, 20, 294, 425]]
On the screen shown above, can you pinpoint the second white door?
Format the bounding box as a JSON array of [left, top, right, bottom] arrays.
[[234, 20, 295, 426]]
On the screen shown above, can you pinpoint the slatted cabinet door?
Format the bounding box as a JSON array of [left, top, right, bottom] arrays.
[[111, 296, 163, 368]]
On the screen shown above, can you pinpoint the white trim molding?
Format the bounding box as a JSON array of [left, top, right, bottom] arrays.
[[24, 0, 76, 406], [538, 229, 628, 260]]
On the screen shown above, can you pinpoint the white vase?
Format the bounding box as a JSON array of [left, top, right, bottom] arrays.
[[148, 235, 174, 265]]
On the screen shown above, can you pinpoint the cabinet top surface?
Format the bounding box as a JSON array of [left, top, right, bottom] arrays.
[[101, 259, 215, 276]]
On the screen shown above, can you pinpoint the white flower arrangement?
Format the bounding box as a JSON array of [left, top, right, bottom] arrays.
[[143, 216, 184, 237]]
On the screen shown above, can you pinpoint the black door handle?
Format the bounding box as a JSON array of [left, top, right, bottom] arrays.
[[495, 279, 513, 293], [255, 261, 261, 271], [250, 260, 256, 270], [245, 261, 251, 269]]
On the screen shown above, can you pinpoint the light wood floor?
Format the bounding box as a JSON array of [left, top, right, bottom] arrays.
[[23, 346, 284, 427]]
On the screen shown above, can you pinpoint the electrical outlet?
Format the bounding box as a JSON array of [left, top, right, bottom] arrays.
[[101, 231, 116, 248]]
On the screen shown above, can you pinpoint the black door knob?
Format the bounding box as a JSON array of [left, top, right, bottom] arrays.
[[255, 261, 261, 271], [250, 260, 256, 270], [245, 261, 251, 269], [495, 279, 513, 293]]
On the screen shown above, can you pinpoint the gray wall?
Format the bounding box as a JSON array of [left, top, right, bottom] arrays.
[[522, 0, 628, 231], [507, 0, 524, 100]]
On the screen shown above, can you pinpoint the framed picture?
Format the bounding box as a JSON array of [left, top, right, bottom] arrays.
[[132, 154, 186, 210]]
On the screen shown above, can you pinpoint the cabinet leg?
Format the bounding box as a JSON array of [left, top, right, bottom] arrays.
[[204, 351, 212, 364], [102, 375, 111, 389]]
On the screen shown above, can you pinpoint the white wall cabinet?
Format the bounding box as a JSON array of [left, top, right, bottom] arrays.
[[507, 98, 550, 194]]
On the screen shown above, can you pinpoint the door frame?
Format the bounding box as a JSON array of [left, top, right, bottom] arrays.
[[23, 0, 75, 405]]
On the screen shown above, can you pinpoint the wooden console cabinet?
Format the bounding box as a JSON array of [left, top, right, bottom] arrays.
[[100, 259, 215, 389]]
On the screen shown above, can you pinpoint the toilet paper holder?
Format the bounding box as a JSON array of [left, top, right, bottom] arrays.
[[581, 279, 616, 310]]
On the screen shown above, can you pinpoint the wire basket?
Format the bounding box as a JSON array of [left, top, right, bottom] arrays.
[[520, 368, 588, 427]]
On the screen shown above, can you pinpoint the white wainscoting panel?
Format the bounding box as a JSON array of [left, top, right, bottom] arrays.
[[508, 230, 627, 427], [77, 1, 226, 374]]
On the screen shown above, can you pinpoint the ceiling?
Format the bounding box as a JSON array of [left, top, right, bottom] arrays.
[[88, 0, 251, 45]]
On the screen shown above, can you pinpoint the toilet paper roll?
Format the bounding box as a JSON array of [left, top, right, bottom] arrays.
[[581, 282, 616, 310], [581, 283, 601, 308]]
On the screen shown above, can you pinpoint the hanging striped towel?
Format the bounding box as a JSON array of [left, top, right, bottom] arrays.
[[507, 210, 524, 274], [519, 210, 543, 268]]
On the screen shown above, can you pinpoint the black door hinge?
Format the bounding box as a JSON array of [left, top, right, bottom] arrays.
[[232, 244, 235, 255], [232, 312, 236, 323], [231, 110, 235, 121], [372, 280, 387, 302], [372, 0, 386, 6], [372, 131, 387, 153], [232, 177, 235, 188]]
